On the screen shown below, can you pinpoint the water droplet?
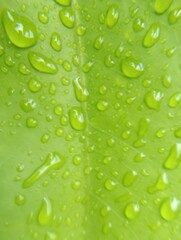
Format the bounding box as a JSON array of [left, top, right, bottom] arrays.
[[82, 60, 94, 73], [154, 0, 173, 14], [148, 172, 169, 193], [162, 74, 172, 88], [28, 77, 42, 92], [160, 197, 180, 221], [169, 92, 181, 108], [121, 57, 144, 78], [166, 47, 176, 57], [41, 133, 50, 143], [15, 193, 26, 206], [38, 12, 49, 24], [45, 232, 57, 240], [76, 24, 86, 36], [72, 54, 80, 66], [104, 179, 116, 191], [143, 23, 160, 48], [60, 114, 68, 126], [19, 63, 31, 75], [156, 128, 166, 138], [28, 51, 57, 74], [63, 60, 72, 72], [5, 55, 15, 66], [106, 4, 119, 28], [38, 197, 52, 225], [168, 8, 181, 25], [103, 222, 112, 234], [0, 41, 4, 56], [124, 203, 140, 220], [134, 152, 146, 162], [69, 106, 86, 131], [174, 128, 181, 138], [73, 77, 89, 102], [103, 156, 112, 165], [26, 117, 38, 128], [23, 152, 65, 188], [71, 180, 81, 190], [59, 8, 75, 28], [94, 35, 104, 50], [55, 0, 71, 6], [55, 127, 64, 137], [164, 143, 181, 169], [49, 82, 56, 95], [97, 100, 109, 111], [2, 9, 37, 48], [50, 32, 62, 52], [100, 205, 111, 217], [122, 170, 137, 187], [72, 155, 82, 166], [144, 90, 163, 110], [104, 54, 115, 67], [20, 98, 36, 112], [132, 17, 145, 32]]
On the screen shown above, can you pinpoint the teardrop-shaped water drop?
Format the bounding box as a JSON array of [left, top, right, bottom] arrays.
[[106, 4, 119, 28], [121, 57, 144, 78], [69, 106, 86, 131], [143, 23, 160, 48], [160, 197, 180, 221], [154, 0, 173, 14], [164, 143, 181, 170], [38, 197, 53, 225], [144, 90, 163, 110], [59, 8, 75, 29]]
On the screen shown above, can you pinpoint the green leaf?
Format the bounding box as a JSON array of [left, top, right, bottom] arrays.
[[0, 0, 181, 239]]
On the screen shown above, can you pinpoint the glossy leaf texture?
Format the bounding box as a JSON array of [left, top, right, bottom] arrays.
[[0, 0, 181, 239]]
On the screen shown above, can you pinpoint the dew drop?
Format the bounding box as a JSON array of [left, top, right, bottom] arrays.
[[104, 179, 116, 191], [15, 193, 26, 206], [124, 203, 140, 220], [45, 232, 57, 240], [174, 128, 181, 138], [71, 180, 81, 190], [164, 143, 181, 170], [169, 92, 181, 108], [143, 23, 160, 48], [28, 51, 58, 74], [23, 152, 65, 188], [72, 155, 82, 166], [55, 127, 64, 137], [154, 0, 173, 14], [121, 57, 144, 78], [38, 197, 52, 225], [100, 205, 111, 217], [38, 12, 49, 24], [0, 41, 4, 56], [26, 117, 38, 128], [82, 60, 94, 73], [5, 56, 15, 66], [49, 82, 56, 95], [94, 35, 104, 50], [20, 98, 36, 112], [160, 197, 180, 221], [50, 32, 62, 52], [132, 17, 145, 32], [104, 54, 115, 67], [28, 77, 42, 92], [41, 133, 50, 144], [59, 8, 75, 28], [76, 24, 86, 36], [2, 9, 37, 48], [106, 4, 119, 28], [103, 222, 112, 234], [168, 8, 181, 25], [122, 170, 137, 187], [148, 172, 169, 193], [55, 0, 71, 6], [144, 90, 163, 110], [19, 63, 31, 75], [69, 106, 86, 131], [162, 74, 172, 88], [97, 100, 109, 111], [73, 77, 89, 102], [134, 152, 146, 162]]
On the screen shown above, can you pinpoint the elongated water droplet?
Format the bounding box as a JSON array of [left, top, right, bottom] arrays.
[[106, 4, 119, 28], [59, 8, 75, 28], [50, 32, 62, 52], [28, 51, 57, 74], [160, 197, 180, 221], [168, 8, 181, 25], [38, 197, 52, 225], [94, 35, 104, 50], [122, 170, 137, 187], [148, 172, 169, 193], [69, 106, 86, 131], [162, 74, 172, 88], [144, 90, 163, 110], [2, 9, 37, 48], [55, 0, 71, 6], [23, 152, 65, 188], [125, 203, 140, 220], [154, 0, 173, 14], [121, 57, 144, 78], [0, 41, 4, 56], [169, 92, 181, 108], [73, 77, 89, 102], [132, 17, 145, 32], [143, 23, 160, 48], [164, 143, 181, 169]]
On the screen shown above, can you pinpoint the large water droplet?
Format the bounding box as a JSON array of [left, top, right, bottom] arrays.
[[169, 92, 181, 108], [122, 170, 137, 187], [23, 152, 65, 188], [2, 9, 37, 48], [121, 57, 144, 78], [164, 143, 181, 169], [73, 77, 89, 102], [132, 17, 145, 32], [28, 77, 42, 92], [50, 32, 62, 52], [20, 98, 36, 112], [28, 51, 58, 74], [144, 90, 163, 110], [148, 172, 169, 193], [143, 23, 160, 48], [124, 203, 140, 220], [106, 4, 119, 28], [59, 8, 75, 28], [154, 0, 173, 14], [38, 197, 52, 225], [168, 8, 181, 25], [160, 197, 180, 221], [69, 106, 86, 131], [55, 0, 71, 6]]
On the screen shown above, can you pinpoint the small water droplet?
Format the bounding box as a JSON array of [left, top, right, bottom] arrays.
[[82, 60, 94, 73], [55, 0, 71, 6], [2, 9, 37, 48], [174, 128, 181, 138], [38, 12, 49, 24], [20, 98, 36, 112], [23, 152, 65, 188], [148, 172, 169, 194], [144, 90, 163, 110], [38, 197, 52, 225], [49, 82, 56, 95], [124, 203, 140, 220], [94, 35, 104, 50], [50, 32, 62, 52], [45, 232, 57, 240], [0, 41, 4, 56], [160, 197, 180, 221], [5, 55, 15, 67], [169, 92, 181, 108], [143, 23, 160, 48], [69, 106, 86, 131], [164, 143, 181, 169], [54, 104, 63, 116], [28, 77, 42, 92], [166, 47, 176, 57], [71, 180, 81, 190], [76, 24, 86, 36], [19, 63, 31, 75], [63, 60, 72, 72], [28, 51, 57, 74], [162, 74, 172, 88], [100, 205, 111, 217], [103, 222, 112, 234], [168, 8, 181, 25], [41, 133, 50, 144], [106, 4, 119, 28], [55, 127, 64, 137], [15, 193, 26, 206], [59, 8, 75, 28], [104, 179, 116, 191], [104, 54, 115, 67], [97, 100, 109, 111], [122, 170, 137, 187], [156, 128, 166, 138], [154, 0, 173, 14], [132, 17, 145, 32], [121, 57, 144, 78], [134, 152, 146, 162], [26, 117, 38, 128], [72, 155, 82, 166], [73, 77, 89, 102]]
